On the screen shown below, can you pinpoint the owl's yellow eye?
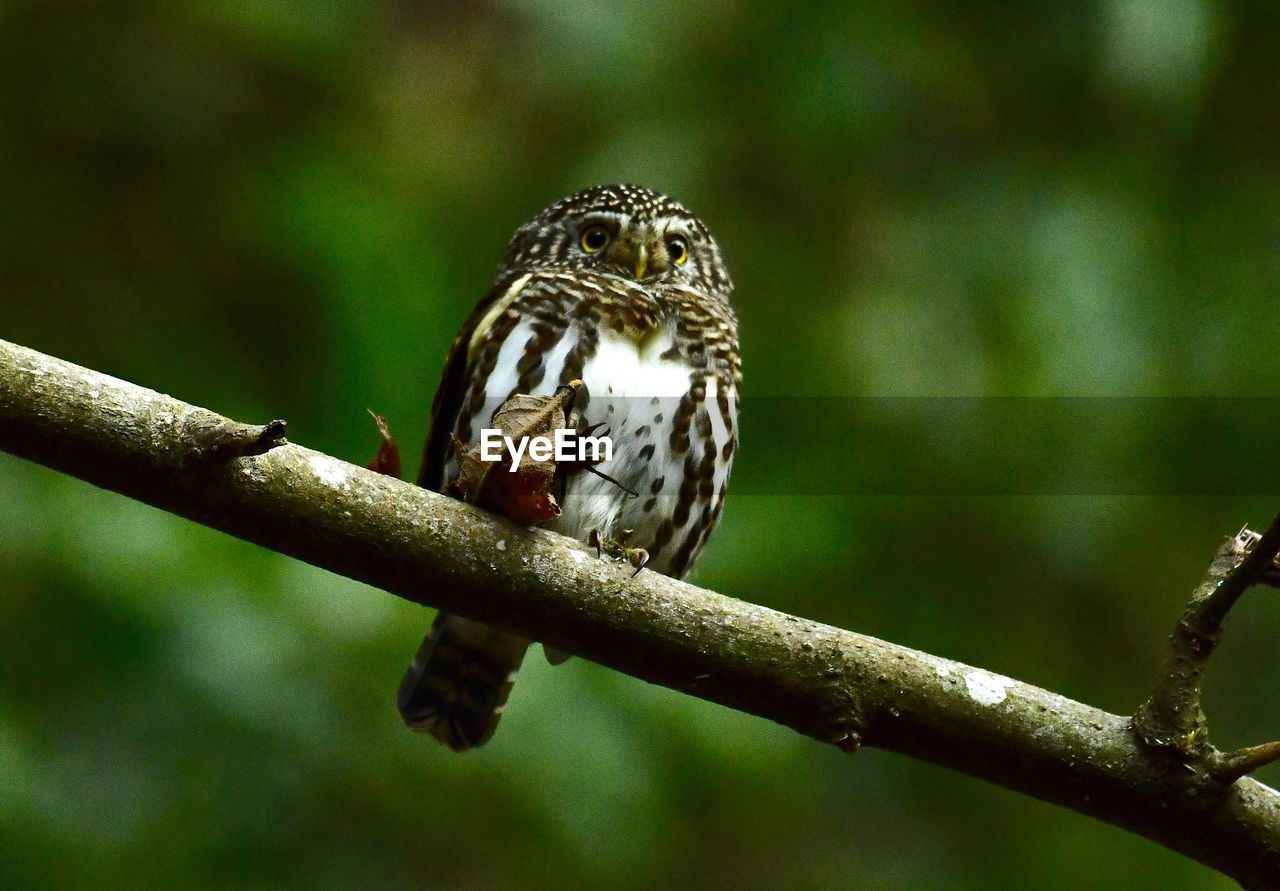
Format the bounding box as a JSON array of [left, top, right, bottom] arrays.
[[580, 224, 611, 253], [666, 235, 689, 265]]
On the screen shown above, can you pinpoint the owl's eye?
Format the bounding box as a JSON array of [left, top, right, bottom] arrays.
[[579, 224, 611, 253], [666, 235, 689, 265]]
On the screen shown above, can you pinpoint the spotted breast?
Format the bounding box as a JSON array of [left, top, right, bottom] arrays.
[[445, 270, 739, 576]]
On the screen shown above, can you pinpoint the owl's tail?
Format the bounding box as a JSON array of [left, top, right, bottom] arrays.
[[397, 613, 530, 752]]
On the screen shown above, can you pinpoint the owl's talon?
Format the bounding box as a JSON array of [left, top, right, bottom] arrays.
[[589, 530, 646, 576], [627, 548, 649, 577]]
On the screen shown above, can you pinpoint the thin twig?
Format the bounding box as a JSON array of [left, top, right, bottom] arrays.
[[586, 465, 639, 497], [1209, 741, 1280, 785], [1133, 513, 1280, 763], [1204, 515, 1280, 629]]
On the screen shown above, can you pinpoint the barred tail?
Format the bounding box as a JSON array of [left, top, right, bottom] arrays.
[[397, 613, 529, 752]]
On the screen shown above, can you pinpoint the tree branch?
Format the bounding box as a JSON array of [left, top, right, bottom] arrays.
[[2, 336, 1279, 888], [1134, 518, 1280, 791]]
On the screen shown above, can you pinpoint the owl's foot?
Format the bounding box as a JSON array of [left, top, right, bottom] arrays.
[[589, 529, 649, 577], [626, 547, 649, 577]]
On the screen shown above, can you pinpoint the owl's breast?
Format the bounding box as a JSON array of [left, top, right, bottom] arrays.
[[546, 322, 691, 566], [446, 269, 737, 577]]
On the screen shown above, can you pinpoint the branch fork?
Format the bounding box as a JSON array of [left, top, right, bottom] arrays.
[[1134, 515, 1280, 785]]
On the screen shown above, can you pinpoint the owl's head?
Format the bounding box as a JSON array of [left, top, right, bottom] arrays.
[[502, 184, 733, 300]]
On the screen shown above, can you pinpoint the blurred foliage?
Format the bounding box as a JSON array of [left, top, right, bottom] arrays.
[[2, 1, 1279, 887]]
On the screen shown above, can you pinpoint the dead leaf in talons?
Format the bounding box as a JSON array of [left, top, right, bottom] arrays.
[[447, 381, 583, 526], [366, 410, 402, 479]]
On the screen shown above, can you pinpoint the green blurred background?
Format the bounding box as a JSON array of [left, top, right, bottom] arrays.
[[3, 1, 1280, 888]]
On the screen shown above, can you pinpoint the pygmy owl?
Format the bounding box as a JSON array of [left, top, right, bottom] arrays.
[[397, 184, 741, 750]]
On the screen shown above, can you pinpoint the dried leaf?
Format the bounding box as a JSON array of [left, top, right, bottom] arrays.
[[447, 381, 583, 525], [365, 410, 402, 479]]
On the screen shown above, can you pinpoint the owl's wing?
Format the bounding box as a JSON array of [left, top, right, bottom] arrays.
[[418, 272, 531, 492]]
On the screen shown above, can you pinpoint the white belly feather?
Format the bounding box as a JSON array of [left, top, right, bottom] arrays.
[[548, 326, 691, 545], [464, 319, 735, 577]]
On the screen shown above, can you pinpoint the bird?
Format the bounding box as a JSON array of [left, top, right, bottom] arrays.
[[397, 184, 741, 751]]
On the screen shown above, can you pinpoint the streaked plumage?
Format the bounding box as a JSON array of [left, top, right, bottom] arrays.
[[398, 184, 740, 751]]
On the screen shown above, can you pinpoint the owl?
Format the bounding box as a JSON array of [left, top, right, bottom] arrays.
[[397, 184, 741, 751]]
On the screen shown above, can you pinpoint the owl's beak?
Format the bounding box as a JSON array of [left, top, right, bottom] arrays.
[[632, 244, 649, 280], [605, 235, 668, 281]]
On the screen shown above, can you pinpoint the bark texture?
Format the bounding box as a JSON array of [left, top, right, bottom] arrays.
[[1, 337, 1278, 887]]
